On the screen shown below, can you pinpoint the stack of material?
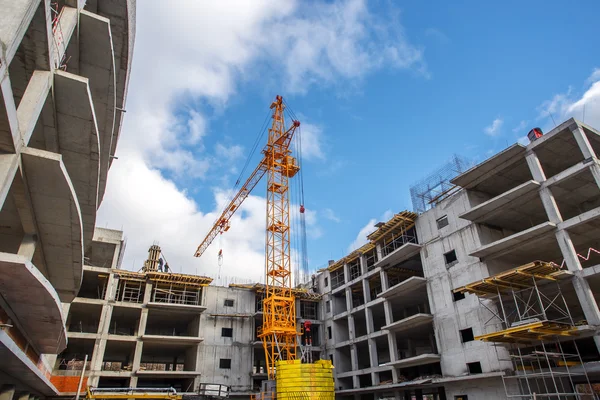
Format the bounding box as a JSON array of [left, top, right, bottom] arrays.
[[276, 360, 334, 400]]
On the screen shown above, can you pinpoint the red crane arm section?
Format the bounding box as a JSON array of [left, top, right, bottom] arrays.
[[193, 158, 268, 258]]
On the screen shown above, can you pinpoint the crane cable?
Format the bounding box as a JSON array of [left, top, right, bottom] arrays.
[[283, 100, 309, 284], [214, 107, 272, 268]]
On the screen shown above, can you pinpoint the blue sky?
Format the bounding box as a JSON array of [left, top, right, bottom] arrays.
[[98, 0, 600, 282]]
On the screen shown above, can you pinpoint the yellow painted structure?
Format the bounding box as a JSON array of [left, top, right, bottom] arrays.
[[276, 360, 334, 400]]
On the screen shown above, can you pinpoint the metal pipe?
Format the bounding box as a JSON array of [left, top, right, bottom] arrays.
[[75, 354, 88, 400]]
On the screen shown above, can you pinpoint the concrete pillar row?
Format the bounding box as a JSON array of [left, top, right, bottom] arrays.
[[0, 385, 16, 400]]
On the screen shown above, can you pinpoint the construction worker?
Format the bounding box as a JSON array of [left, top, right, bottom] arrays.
[[157, 258, 164, 272]]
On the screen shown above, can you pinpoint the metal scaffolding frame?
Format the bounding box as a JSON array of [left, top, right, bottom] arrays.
[[455, 261, 597, 399]]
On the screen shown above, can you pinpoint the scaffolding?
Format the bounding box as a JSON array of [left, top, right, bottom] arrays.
[[454, 261, 597, 399], [409, 154, 470, 213]]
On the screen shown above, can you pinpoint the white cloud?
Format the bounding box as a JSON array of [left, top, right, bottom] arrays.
[[484, 118, 504, 137], [537, 69, 600, 130], [298, 122, 325, 161], [512, 120, 528, 134], [346, 210, 392, 253], [323, 208, 341, 223], [98, 0, 426, 280]]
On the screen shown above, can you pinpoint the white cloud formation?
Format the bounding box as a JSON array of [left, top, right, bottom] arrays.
[[323, 208, 341, 223], [484, 118, 504, 137], [98, 0, 426, 280], [347, 210, 393, 253], [537, 69, 600, 130], [512, 120, 528, 134]]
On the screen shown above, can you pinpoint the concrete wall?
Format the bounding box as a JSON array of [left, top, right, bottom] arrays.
[[199, 286, 255, 394]]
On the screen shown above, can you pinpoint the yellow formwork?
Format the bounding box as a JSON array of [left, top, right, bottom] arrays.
[[276, 360, 334, 400]]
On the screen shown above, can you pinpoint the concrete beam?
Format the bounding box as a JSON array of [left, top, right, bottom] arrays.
[[558, 205, 600, 231], [0, 154, 19, 206], [375, 243, 422, 269], [385, 353, 440, 369], [20, 147, 83, 302], [79, 10, 116, 205], [382, 313, 433, 334], [459, 180, 540, 222], [469, 222, 556, 260], [451, 144, 526, 189], [378, 276, 427, 300], [53, 70, 100, 253], [16, 71, 52, 147]]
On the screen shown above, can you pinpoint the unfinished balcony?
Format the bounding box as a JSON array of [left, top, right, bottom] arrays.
[[67, 302, 102, 335], [108, 306, 141, 336], [452, 144, 533, 203], [138, 342, 200, 379], [147, 273, 210, 312], [142, 308, 202, 344]]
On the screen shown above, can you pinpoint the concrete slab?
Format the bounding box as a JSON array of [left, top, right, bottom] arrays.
[[20, 147, 83, 302], [382, 313, 433, 334], [0, 252, 66, 353], [79, 10, 116, 204], [385, 353, 441, 369], [459, 180, 540, 222], [135, 370, 201, 377], [0, 331, 58, 396], [470, 222, 556, 260], [434, 371, 504, 383], [146, 302, 207, 313], [558, 205, 600, 231], [376, 242, 422, 268], [140, 335, 203, 345], [53, 70, 100, 253], [451, 144, 526, 189], [378, 276, 427, 300], [0, 0, 41, 67]]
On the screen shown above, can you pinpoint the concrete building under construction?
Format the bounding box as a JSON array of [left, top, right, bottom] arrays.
[[50, 118, 600, 400], [0, 0, 134, 398]]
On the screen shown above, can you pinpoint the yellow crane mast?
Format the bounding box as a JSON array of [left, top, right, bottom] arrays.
[[194, 95, 300, 379]]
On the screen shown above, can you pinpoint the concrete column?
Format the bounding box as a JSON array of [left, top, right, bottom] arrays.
[[367, 337, 378, 369], [345, 287, 353, 311], [1, 75, 20, 152], [348, 315, 356, 340], [362, 279, 370, 304], [555, 230, 600, 351], [383, 300, 394, 325], [380, 269, 389, 291], [387, 331, 398, 361], [352, 376, 360, 389], [365, 308, 374, 334], [571, 125, 596, 159], [89, 338, 108, 372], [143, 282, 153, 303], [343, 263, 350, 286], [17, 235, 36, 261], [375, 245, 383, 266], [350, 344, 359, 370], [0, 386, 15, 400], [526, 152, 563, 223], [98, 304, 113, 335], [104, 273, 118, 301], [111, 242, 122, 269]]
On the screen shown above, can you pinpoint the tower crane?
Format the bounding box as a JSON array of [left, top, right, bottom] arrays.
[[194, 95, 301, 379]]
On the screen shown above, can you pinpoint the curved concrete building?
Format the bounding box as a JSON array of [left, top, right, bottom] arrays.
[[0, 0, 135, 398]]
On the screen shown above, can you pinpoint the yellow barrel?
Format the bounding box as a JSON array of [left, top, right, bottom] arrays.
[[276, 360, 334, 400]]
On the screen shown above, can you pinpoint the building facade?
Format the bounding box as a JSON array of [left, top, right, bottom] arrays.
[[0, 0, 134, 398], [317, 118, 600, 399], [53, 236, 323, 398]]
